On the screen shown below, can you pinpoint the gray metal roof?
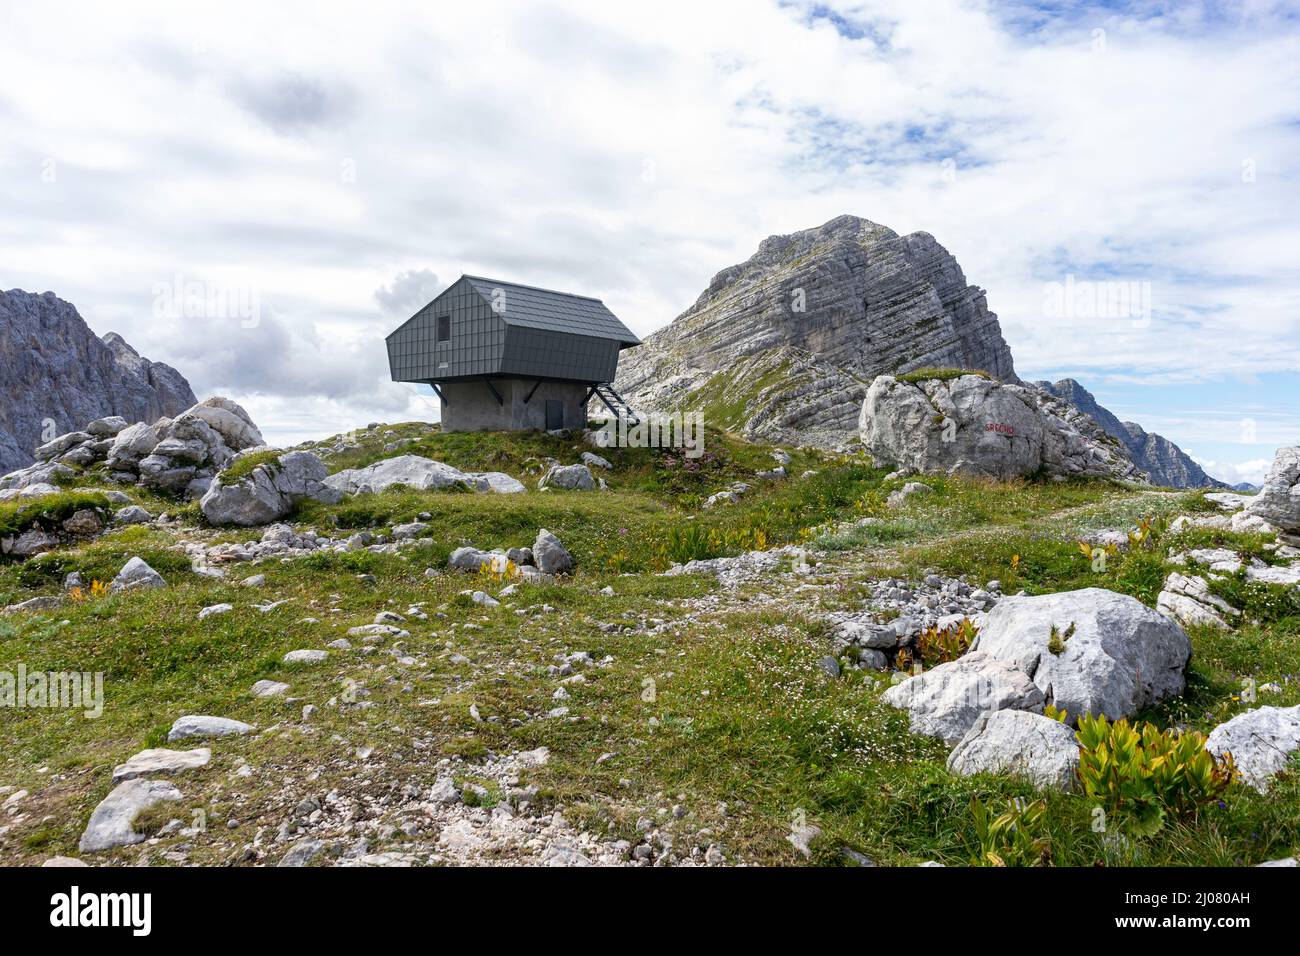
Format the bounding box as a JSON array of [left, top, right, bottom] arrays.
[[461, 275, 641, 348]]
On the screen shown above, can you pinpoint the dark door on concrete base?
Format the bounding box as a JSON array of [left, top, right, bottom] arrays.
[[545, 399, 563, 430]]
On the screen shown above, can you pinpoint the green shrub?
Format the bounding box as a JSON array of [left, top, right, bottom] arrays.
[[912, 617, 978, 669], [968, 796, 1051, 866], [1076, 714, 1236, 837], [663, 523, 721, 565]]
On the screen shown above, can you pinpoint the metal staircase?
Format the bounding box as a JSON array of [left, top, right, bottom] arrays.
[[589, 383, 641, 426]]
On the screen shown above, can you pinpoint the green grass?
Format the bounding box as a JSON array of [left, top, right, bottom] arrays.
[[0, 434, 1296, 867], [0, 490, 109, 539], [895, 367, 992, 384], [217, 449, 284, 485]]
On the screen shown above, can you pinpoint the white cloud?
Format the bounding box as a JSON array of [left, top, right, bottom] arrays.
[[1191, 457, 1274, 488], [1, 0, 1298, 444]]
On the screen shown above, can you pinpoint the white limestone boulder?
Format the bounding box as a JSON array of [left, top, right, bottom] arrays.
[[109, 557, 167, 593], [200, 450, 340, 526], [881, 651, 1045, 745], [1205, 704, 1300, 793], [968, 588, 1190, 720], [533, 528, 574, 574], [78, 779, 182, 852], [111, 747, 211, 784], [324, 455, 474, 495], [859, 374, 1143, 482], [166, 715, 253, 742], [946, 709, 1080, 791], [538, 463, 596, 491]]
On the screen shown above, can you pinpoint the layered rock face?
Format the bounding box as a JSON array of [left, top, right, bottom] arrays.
[[0, 289, 196, 473], [615, 215, 1018, 448], [858, 374, 1146, 482], [1035, 378, 1224, 488]]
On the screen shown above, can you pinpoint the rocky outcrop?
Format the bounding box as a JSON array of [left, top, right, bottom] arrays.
[[1245, 446, 1300, 535], [1035, 379, 1225, 488], [0, 289, 196, 474], [615, 215, 1018, 448], [859, 374, 1146, 482], [6, 395, 267, 500], [1157, 572, 1238, 630], [200, 450, 341, 526]]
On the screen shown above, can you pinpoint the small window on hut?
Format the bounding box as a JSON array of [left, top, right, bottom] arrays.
[[436, 314, 451, 343]]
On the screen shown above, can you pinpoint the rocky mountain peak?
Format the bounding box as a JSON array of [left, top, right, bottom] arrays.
[[0, 289, 198, 473], [616, 214, 1018, 447]]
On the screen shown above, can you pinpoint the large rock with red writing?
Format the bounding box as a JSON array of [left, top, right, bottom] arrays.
[[859, 374, 1146, 482]]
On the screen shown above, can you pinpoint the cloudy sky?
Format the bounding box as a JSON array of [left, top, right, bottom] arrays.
[[2, 0, 1297, 483]]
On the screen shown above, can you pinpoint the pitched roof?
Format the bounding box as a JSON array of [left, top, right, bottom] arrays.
[[462, 275, 640, 347]]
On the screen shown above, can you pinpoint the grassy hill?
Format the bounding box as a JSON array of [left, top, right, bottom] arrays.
[[0, 422, 1296, 866]]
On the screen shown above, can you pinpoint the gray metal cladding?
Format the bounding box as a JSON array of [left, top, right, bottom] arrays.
[[463, 276, 640, 346], [387, 277, 506, 381], [500, 326, 619, 381], [387, 274, 636, 384]]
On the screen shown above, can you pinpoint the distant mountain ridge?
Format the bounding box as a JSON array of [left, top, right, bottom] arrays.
[[1033, 378, 1226, 489], [0, 289, 197, 474]]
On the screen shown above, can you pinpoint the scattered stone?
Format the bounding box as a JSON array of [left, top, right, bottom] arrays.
[[283, 649, 328, 664], [538, 463, 595, 491], [533, 528, 574, 575], [167, 715, 253, 742], [61, 509, 103, 535], [109, 557, 166, 593], [278, 838, 325, 867], [111, 748, 211, 784], [198, 603, 233, 620], [113, 504, 152, 525], [251, 680, 290, 697], [887, 481, 933, 508], [78, 779, 182, 852], [2, 595, 64, 614]]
